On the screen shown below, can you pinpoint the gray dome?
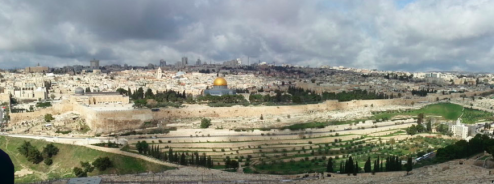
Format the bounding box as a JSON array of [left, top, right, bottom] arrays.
[[75, 87, 85, 95]]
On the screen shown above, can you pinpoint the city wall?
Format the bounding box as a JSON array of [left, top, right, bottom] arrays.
[[10, 89, 494, 134]]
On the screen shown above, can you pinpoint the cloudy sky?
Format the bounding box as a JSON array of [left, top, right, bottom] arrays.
[[1, 0, 494, 72]]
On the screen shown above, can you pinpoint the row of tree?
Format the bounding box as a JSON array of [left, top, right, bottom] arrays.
[[196, 94, 247, 104], [322, 90, 397, 102], [327, 156, 413, 175], [411, 89, 437, 97], [117, 87, 188, 102], [135, 141, 214, 168]]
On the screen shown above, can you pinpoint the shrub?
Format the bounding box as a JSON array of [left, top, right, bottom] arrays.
[[73, 167, 87, 177], [200, 118, 212, 128], [44, 158, 53, 166], [92, 157, 113, 171], [44, 114, 55, 122], [43, 143, 59, 158]]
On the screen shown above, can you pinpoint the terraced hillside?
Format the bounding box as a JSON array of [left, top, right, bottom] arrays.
[[125, 124, 455, 174]]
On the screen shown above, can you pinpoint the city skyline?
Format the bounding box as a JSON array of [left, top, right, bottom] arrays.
[[1, 0, 494, 72]]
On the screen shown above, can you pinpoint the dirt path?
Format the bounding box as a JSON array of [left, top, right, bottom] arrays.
[[83, 145, 179, 168]]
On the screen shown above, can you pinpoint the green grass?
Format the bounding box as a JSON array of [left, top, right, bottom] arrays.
[[279, 103, 493, 131], [373, 103, 493, 124], [0, 136, 174, 183]]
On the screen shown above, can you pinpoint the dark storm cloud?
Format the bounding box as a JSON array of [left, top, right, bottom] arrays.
[[0, 0, 494, 72]]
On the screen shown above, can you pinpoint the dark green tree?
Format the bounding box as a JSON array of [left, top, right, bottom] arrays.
[[326, 157, 334, 172], [200, 118, 212, 128], [145, 88, 155, 99], [364, 157, 371, 172], [44, 158, 53, 166], [406, 157, 413, 175], [42, 143, 59, 158], [426, 118, 432, 132], [168, 148, 173, 162], [73, 167, 87, 177], [180, 153, 187, 165], [92, 157, 113, 171]]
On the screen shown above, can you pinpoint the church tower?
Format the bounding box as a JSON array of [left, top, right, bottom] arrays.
[[156, 67, 163, 79]]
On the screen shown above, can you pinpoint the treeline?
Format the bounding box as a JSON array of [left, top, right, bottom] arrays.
[[329, 156, 412, 175], [436, 134, 494, 162], [287, 86, 322, 104], [196, 94, 246, 104], [121, 86, 401, 108], [321, 90, 396, 102], [198, 69, 213, 73], [135, 141, 214, 168], [411, 89, 437, 97], [288, 87, 397, 103], [117, 87, 188, 108]]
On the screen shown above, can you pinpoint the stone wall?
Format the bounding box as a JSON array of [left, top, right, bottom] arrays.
[[9, 89, 494, 134], [9, 102, 74, 122]]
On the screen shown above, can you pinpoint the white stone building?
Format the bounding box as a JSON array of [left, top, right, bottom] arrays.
[[449, 118, 469, 140]]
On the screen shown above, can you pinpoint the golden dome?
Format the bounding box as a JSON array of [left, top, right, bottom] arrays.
[[213, 77, 227, 86]]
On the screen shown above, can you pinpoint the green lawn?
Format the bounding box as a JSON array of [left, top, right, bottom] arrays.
[[281, 103, 493, 130], [373, 103, 494, 124], [0, 136, 174, 183]]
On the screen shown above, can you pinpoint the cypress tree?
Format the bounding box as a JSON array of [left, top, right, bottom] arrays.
[[353, 161, 358, 176], [180, 153, 186, 165], [207, 156, 213, 168], [397, 157, 402, 171], [326, 157, 334, 172], [195, 152, 200, 166], [347, 157, 354, 176], [385, 157, 390, 171], [364, 157, 371, 173], [372, 160, 376, 175], [168, 148, 173, 162], [406, 157, 413, 175], [376, 156, 380, 172]]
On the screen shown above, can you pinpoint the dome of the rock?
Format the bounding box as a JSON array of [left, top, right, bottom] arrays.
[[213, 77, 227, 86]]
